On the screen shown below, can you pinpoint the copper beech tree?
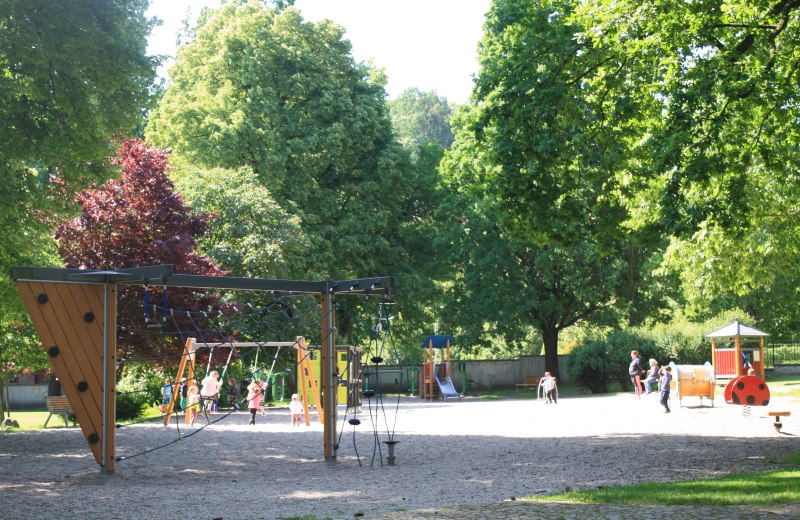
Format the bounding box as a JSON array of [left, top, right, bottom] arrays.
[[54, 140, 227, 361]]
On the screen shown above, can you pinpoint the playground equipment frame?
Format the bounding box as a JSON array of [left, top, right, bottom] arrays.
[[11, 264, 394, 473]]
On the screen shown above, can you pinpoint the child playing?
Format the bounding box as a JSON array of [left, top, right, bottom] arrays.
[[541, 372, 558, 404], [659, 366, 673, 413], [288, 393, 304, 426], [179, 378, 188, 411], [227, 378, 240, 411], [187, 385, 200, 425], [200, 370, 221, 414], [160, 377, 173, 413], [246, 380, 264, 425]]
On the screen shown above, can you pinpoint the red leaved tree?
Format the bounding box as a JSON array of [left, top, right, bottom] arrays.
[[54, 139, 227, 362]]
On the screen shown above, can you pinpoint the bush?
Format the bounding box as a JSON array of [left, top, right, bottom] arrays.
[[115, 392, 148, 421], [567, 329, 664, 394], [116, 362, 166, 420], [566, 339, 615, 394]]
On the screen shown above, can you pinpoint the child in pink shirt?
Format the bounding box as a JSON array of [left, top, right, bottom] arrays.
[[246, 380, 264, 425]]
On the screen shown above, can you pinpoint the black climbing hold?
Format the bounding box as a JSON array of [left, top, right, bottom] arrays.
[[87, 433, 99, 444], [77, 381, 89, 392], [37, 293, 49, 304], [48, 346, 60, 357], [363, 390, 376, 398], [371, 356, 383, 364], [84, 312, 95, 323], [348, 419, 361, 426]]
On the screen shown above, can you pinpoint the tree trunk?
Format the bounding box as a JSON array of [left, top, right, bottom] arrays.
[[0, 379, 6, 419], [541, 324, 560, 379]]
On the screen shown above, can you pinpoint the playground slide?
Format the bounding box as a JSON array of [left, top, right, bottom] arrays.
[[435, 376, 461, 399]]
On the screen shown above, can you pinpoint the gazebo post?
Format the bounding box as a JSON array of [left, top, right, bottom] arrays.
[[711, 338, 717, 378], [734, 336, 742, 377], [759, 337, 765, 379]]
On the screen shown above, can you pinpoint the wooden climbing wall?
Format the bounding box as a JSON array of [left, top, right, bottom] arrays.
[[16, 280, 117, 472]]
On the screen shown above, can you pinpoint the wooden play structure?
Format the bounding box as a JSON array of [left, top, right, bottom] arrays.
[[669, 361, 715, 407], [419, 335, 460, 400], [705, 318, 769, 382], [11, 264, 393, 472], [296, 342, 362, 420], [162, 338, 320, 426]]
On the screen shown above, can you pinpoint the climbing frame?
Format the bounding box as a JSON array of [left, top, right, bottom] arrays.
[[16, 280, 117, 472]]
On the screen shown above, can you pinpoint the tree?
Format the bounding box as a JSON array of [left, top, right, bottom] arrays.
[[146, 3, 413, 281], [54, 140, 225, 359], [439, 0, 667, 375], [169, 162, 310, 280], [388, 88, 455, 151], [564, 0, 800, 336], [437, 196, 625, 374], [571, 0, 800, 238], [146, 3, 447, 356], [0, 0, 157, 371]]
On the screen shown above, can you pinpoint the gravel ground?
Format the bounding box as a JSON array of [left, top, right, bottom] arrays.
[[0, 391, 797, 519]]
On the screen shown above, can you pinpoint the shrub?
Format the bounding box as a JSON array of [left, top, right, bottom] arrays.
[[115, 392, 147, 421], [116, 362, 165, 420], [566, 339, 615, 394], [567, 329, 664, 393]]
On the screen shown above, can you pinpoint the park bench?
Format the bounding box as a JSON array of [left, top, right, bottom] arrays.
[[515, 375, 542, 391], [44, 396, 75, 428]]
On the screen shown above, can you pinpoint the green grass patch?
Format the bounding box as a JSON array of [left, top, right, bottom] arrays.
[[529, 467, 800, 506], [0, 410, 51, 430]]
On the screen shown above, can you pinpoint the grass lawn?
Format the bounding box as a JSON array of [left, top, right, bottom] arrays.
[[1, 409, 51, 430], [527, 459, 800, 506]]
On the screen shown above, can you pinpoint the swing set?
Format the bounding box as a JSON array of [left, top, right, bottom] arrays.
[[162, 337, 323, 426], [11, 264, 394, 473]]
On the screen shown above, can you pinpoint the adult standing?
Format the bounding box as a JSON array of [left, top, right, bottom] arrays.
[[629, 350, 643, 399]]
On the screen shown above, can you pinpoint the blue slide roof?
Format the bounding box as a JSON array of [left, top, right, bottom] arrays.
[[420, 335, 454, 348]]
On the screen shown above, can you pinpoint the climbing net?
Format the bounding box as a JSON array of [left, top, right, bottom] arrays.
[[113, 289, 401, 467]]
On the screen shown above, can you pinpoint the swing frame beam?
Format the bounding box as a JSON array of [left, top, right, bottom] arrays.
[[11, 264, 394, 472]]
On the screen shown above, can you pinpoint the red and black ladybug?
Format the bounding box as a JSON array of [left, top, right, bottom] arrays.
[[725, 376, 770, 406]]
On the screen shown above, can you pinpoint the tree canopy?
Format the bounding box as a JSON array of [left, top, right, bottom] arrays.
[[169, 163, 310, 280], [146, 3, 414, 280], [54, 140, 225, 358], [0, 0, 157, 321]]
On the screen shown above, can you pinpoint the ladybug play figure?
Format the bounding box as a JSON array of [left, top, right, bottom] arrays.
[[724, 375, 770, 406]]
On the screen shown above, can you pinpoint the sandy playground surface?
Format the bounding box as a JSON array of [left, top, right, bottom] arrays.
[[0, 390, 798, 519]]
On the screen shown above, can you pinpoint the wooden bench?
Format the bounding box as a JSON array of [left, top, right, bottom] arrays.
[[516, 375, 543, 391], [44, 396, 75, 428], [768, 411, 790, 432]]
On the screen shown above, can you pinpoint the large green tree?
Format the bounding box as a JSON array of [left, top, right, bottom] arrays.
[[571, 0, 800, 237], [145, 2, 446, 355], [0, 0, 157, 369], [388, 88, 455, 152], [146, 2, 411, 281], [568, 0, 800, 335], [169, 163, 310, 280], [439, 0, 672, 374]]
